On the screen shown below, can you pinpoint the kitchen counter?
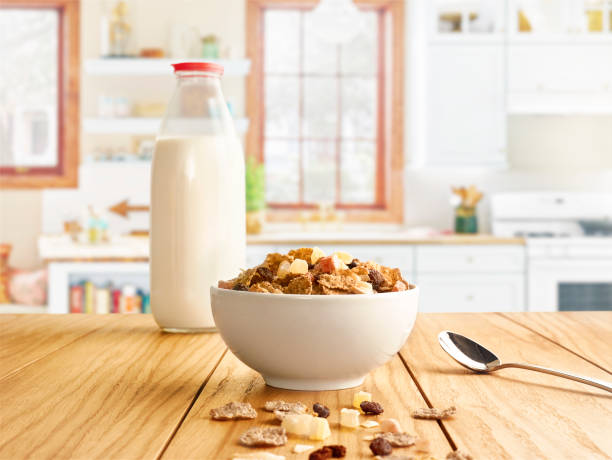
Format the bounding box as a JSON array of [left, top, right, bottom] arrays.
[[38, 233, 524, 262], [1, 313, 609, 459]]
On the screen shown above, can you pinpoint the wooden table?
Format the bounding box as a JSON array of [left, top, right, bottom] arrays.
[[1, 313, 610, 459]]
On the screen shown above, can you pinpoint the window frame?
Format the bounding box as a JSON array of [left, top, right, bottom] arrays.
[[0, 0, 80, 189], [246, 0, 404, 222]]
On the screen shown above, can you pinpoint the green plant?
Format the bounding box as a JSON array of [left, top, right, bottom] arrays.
[[245, 155, 265, 212]]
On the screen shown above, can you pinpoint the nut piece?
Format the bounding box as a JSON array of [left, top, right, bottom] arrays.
[[379, 418, 402, 434], [239, 426, 287, 447], [447, 450, 474, 460], [210, 401, 257, 420], [375, 432, 418, 448], [340, 408, 360, 428], [311, 247, 326, 265], [352, 390, 372, 412], [290, 258, 309, 274], [360, 400, 384, 415], [264, 400, 307, 413], [277, 260, 291, 278], [313, 403, 330, 418], [412, 406, 456, 420], [369, 437, 393, 456]]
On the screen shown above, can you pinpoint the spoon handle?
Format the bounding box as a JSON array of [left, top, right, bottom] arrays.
[[498, 363, 612, 393]]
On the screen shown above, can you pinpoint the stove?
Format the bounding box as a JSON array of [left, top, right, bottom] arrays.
[[491, 192, 612, 311]]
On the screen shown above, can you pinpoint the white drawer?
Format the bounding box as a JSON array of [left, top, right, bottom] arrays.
[[416, 245, 524, 273], [416, 274, 525, 313]]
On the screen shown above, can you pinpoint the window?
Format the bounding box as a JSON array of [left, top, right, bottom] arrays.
[[247, 0, 404, 222], [0, 0, 79, 189]]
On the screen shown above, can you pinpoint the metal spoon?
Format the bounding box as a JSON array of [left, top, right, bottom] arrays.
[[438, 330, 612, 393]]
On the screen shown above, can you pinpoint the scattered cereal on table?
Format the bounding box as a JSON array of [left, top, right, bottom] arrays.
[[293, 444, 314, 453], [360, 400, 384, 415], [352, 390, 372, 411], [238, 426, 287, 447], [370, 437, 393, 456], [375, 432, 418, 447], [412, 406, 456, 420], [380, 418, 402, 434], [313, 403, 330, 418], [340, 408, 360, 428], [209, 401, 257, 420], [232, 452, 286, 460], [264, 400, 307, 413], [446, 450, 474, 460]]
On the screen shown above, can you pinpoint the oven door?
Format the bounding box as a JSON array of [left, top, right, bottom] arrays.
[[528, 259, 612, 311]]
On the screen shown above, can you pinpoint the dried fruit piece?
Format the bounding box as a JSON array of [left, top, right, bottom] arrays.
[[380, 418, 402, 434], [326, 445, 347, 458], [315, 254, 346, 274], [412, 406, 456, 420], [309, 416, 331, 441], [262, 253, 293, 273], [290, 258, 309, 274], [334, 251, 353, 264], [352, 390, 372, 411], [376, 432, 417, 447], [264, 400, 307, 413], [239, 426, 287, 447], [361, 420, 379, 428], [218, 279, 235, 289], [284, 273, 313, 294], [447, 450, 474, 460], [360, 400, 384, 415], [233, 283, 248, 291], [252, 266, 274, 283], [391, 280, 407, 292], [309, 447, 333, 460], [369, 437, 393, 456], [340, 408, 360, 428], [281, 414, 314, 437], [313, 403, 330, 418], [210, 401, 257, 420], [277, 260, 291, 278], [293, 444, 314, 454], [311, 247, 326, 264], [347, 259, 360, 269], [368, 269, 386, 291]]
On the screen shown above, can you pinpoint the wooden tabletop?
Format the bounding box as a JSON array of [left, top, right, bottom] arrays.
[[1, 313, 610, 460]]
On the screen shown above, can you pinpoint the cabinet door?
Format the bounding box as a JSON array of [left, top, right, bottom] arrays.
[[416, 274, 525, 312], [426, 44, 506, 166]]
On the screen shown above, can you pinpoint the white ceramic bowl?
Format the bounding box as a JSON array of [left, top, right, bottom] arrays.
[[210, 286, 419, 391]]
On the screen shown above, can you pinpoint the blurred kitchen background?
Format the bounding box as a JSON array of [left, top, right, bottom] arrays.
[[1, 0, 611, 314]]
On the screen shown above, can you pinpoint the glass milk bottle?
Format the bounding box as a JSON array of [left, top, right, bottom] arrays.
[[150, 62, 245, 332]]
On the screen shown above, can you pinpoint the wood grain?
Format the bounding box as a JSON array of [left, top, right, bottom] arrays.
[[162, 351, 452, 459], [0, 315, 226, 459], [0, 314, 118, 379], [501, 312, 612, 374], [400, 313, 612, 460]]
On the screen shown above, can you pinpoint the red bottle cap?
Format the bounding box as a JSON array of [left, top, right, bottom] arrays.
[[171, 62, 224, 75]]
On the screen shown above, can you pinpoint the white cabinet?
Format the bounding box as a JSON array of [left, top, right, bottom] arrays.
[[426, 44, 506, 166], [415, 245, 526, 312]]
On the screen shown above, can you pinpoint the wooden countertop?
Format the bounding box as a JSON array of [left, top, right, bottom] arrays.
[[1, 313, 610, 459]]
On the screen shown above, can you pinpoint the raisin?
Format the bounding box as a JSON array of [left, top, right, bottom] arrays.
[[309, 446, 333, 460], [361, 400, 384, 415], [368, 269, 385, 291], [232, 283, 248, 291], [256, 266, 274, 282], [347, 259, 360, 269], [326, 444, 347, 457], [370, 437, 393, 456], [313, 403, 330, 418]]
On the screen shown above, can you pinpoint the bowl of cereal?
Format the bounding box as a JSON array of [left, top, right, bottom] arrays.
[[211, 248, 418, 391]]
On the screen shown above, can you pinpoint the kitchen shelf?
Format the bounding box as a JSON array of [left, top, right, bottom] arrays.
[[82, 117, 250, 135], [84, 58, 251, 76]]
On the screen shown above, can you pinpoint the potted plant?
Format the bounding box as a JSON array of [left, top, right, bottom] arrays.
[[245, 155, 265, 234]]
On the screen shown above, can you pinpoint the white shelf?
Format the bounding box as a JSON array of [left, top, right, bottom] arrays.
[[82, 117, 250, 135], [84, 58, 251, 76]]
